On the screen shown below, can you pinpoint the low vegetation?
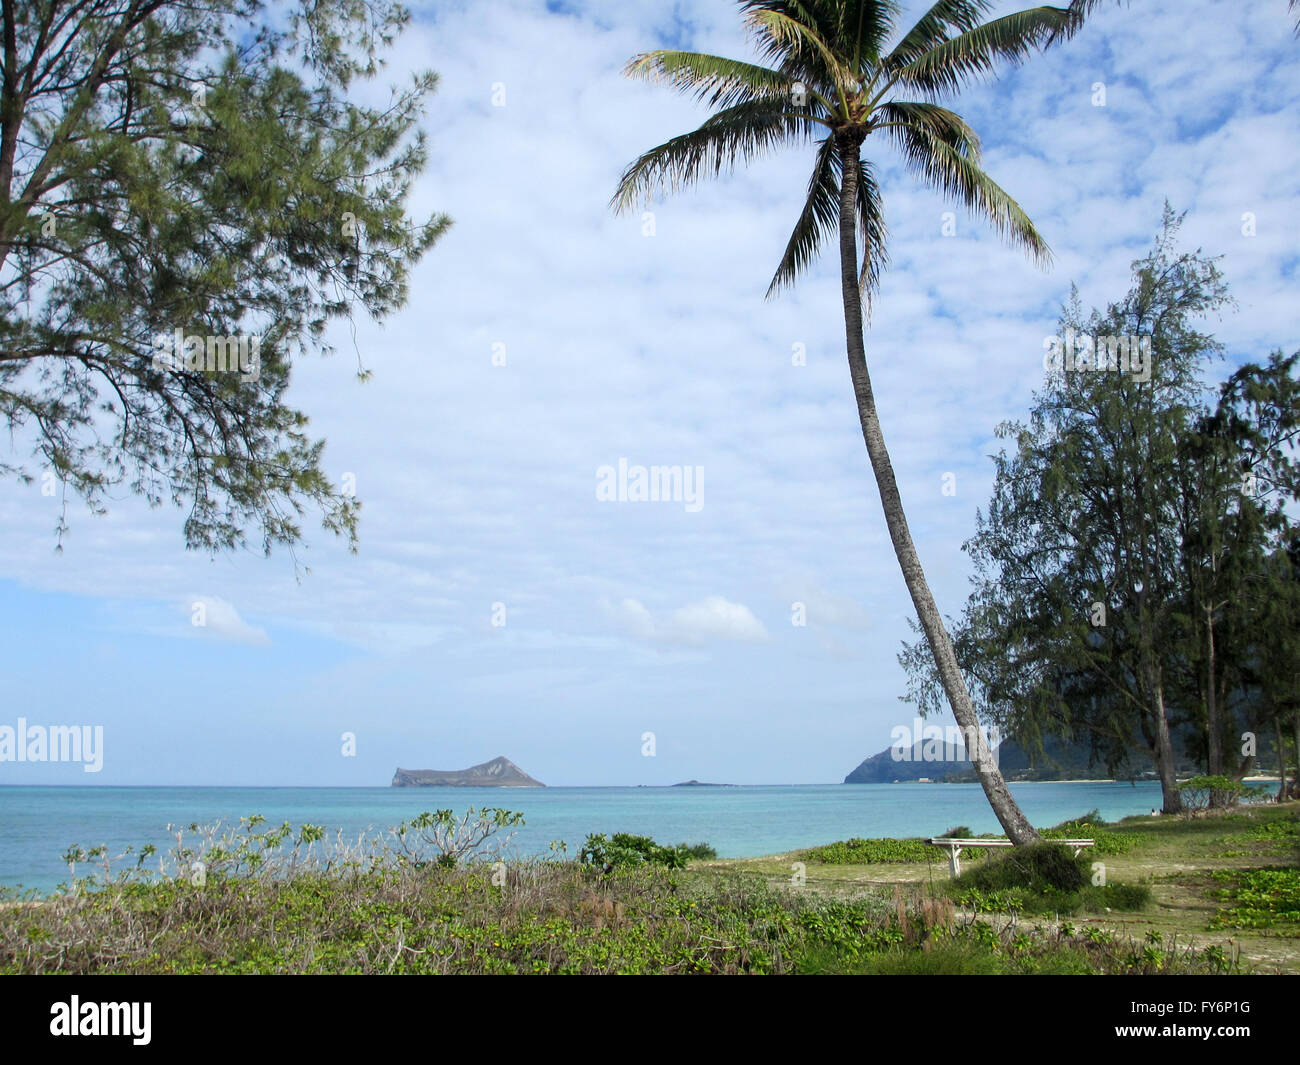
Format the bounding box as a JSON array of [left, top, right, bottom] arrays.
[[799, 837, 941, 865], [579, 833, 716, 871], [0, 857, 1231, 976], [1179, 776, 1268, 811], [1040, 809, 1147, 855], [1209, 867, 1300, 930], [947, 840, 1152, 916], [1, 803, 1294, 975]]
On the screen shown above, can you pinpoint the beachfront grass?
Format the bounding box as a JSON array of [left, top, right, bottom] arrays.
[[706, 802, 1300, 974], [0, 803, 1294, 974]]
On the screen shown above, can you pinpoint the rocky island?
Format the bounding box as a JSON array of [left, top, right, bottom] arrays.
[[391, 756, 544, 787]]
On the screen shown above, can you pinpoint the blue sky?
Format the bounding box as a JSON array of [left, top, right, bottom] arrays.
[[1, 0, 1297, 786]]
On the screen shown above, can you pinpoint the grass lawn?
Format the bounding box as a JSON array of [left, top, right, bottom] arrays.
[[703, 801, 1300, 973]]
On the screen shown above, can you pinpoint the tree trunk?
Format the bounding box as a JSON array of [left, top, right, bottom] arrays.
[[1205, 605, 1223, 778], [1292, 711, 1299, 800], [1204, 605, 1230, 808], [834, 132, 1039, 845], [1276, 715, 1287, 802], [1150, 678, 1183, 814]]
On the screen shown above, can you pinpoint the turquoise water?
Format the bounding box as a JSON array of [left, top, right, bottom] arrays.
[[0, 781, 1170, 894]]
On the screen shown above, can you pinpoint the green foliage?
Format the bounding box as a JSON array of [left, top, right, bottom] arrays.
[[805, 818, 1142, 867], [792, 910, 1211, 975], [612, 0, 1071, 298], [952, 881, 1151, 917], [0, 822, 1228, 975], [899, 210, 1300, 814], [0, 0, 449, 554], [1235, 817, 1300, 856], [801, 837, 964, 865], [578, 833, 709, 871], [948, 841, 1152, 916], [1041, 812, 1144, 856], [954, 842, 1088, 893], [50, 808, 525, 893], [1096, 883, 1156, 910], [1210, 867, 1300, 929], [855, 944, 1007, 975], [16, 811, 1286, 974], [392, 808, 526, 869], [1178, 776, 1264, 811], [1051, 809, 1104, 828]]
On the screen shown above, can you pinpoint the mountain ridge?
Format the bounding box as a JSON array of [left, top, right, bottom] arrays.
[[842, 732, 1198, 784]]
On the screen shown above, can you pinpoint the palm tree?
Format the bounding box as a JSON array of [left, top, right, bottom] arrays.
[[612, 1, 1080, 844]]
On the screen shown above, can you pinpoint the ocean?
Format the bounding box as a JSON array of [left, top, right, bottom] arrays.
[[0, 780, 1181, 895]]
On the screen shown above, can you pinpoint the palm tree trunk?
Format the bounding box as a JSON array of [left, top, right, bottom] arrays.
[[834, 132, 1039, 845]]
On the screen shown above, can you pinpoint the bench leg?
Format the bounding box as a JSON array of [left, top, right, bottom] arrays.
[[948, 847, 961, 877]]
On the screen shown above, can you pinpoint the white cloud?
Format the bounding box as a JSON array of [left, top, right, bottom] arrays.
[[1, 0, 1295, 784], [607, 595, 769, 646], [186, 596, 270, 646]]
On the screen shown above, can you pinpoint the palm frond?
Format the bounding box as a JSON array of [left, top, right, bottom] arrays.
[[891, 7, 1076, 97], [741, 3, 859, 104], [832, 0, 905, 70], [884, 102, 1051, 267], [609, 97, 813, 214], [856, 157, 889, 309], [623, 50, 795, 112], [876, 100, 982, 159], [885, 0, 996, 73], [767, 135, 839, 297], [765, 135, 888, 309]]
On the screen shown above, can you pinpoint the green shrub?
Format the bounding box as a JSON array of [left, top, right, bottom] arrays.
[[578, 833, 702, 871], [949, 842, 1151, 916], [1179, 775, 1266, 811], [953, 842, 1088, 894], [953, 881, 1151, 917], [1050, 809, 1105, 830]]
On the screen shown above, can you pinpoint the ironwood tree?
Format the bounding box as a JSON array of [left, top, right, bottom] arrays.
[[0, 0, 450, 556]]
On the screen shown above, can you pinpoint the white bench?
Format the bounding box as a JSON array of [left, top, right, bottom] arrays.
[[926, 837, 1095, 876]]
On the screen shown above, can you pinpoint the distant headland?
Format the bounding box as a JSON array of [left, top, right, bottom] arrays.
[[391, 756, 544, 787]]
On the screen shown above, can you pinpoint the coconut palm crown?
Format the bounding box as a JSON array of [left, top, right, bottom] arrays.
[[612, 1, 1081, 844], [612, 0, 1073, 302]]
